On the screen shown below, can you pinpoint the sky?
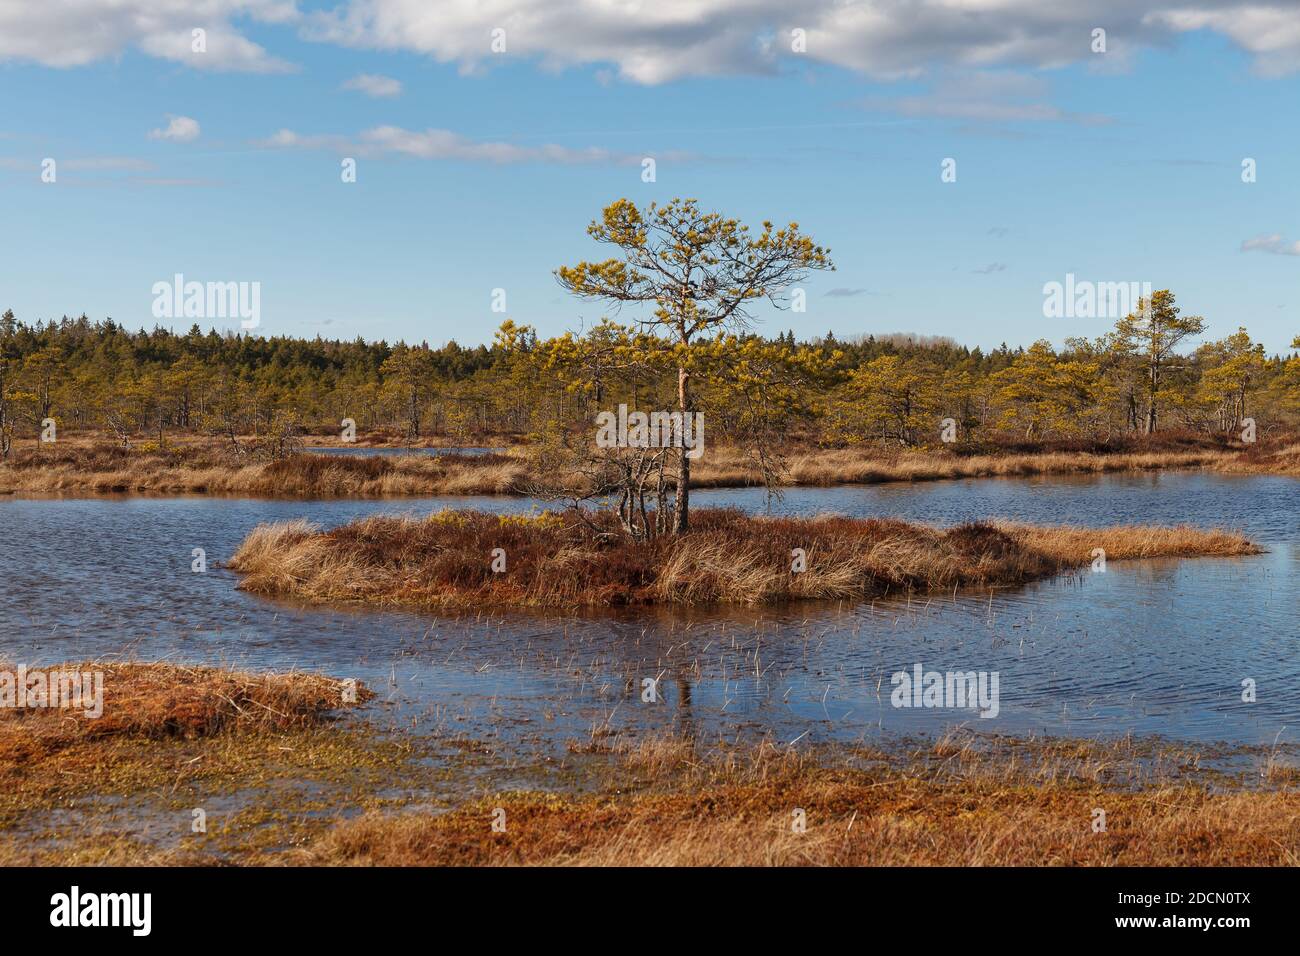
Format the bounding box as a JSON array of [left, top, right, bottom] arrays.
[[1, 0, 1297, 353]]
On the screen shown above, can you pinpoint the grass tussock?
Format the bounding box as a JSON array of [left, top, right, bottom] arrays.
[[0, 661, 370, 769], [994, 522, 1258, 563], [1217, 441, 1300, 476], [227, 507, 1260, 609], [0, 662, 418, 863], [299, 733, 1300, 866]]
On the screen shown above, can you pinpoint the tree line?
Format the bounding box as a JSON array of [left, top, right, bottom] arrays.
[[3, 197, 1299, 501], [1, 299, 1296, 455]]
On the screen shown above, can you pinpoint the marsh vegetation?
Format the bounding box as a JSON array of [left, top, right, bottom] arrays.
[[227, 507, 1259, 609]]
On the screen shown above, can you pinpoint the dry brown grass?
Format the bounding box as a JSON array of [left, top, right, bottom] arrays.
[[992, 522, 1257, 562], [0, 662, 410, 864], [298, 734, 1300, 866], [0, 441, 530, 497], [0, 661, 370, 770], [2, 659, 1292, 866], [691, 446, 1240, 487], [1217, 442, 1300, 476], [4, 433, 1293, 499], [227, 508, 1260, 610]]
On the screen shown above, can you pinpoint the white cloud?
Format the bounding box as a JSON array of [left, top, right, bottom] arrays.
[[258, 129, 351, 151], [302, 0, 1300, 83], [341, 73, 403, 97], [1241, 234, 1300, 256], [862, 70, 1113, 125], [139, 25, 296, 74], [258, 125, 644, 165], [3, 1, 1299, 82], [363, 126, 628, 163], [0, 1, 297, 72], [149, 116, 201, 143], [302, 0, 779, 84], [1146, 6, 1300, 77], [61, 157, 155, 171]]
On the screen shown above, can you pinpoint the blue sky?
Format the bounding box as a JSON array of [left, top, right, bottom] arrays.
[[1, 1, 1297, 352]]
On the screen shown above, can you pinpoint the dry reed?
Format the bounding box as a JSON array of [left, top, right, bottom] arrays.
[[0, 661, 369, 769], [227, 508, 1260, 609], [299, 733, 1300, 866]]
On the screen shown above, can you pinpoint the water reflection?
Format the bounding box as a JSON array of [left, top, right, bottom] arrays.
[[1, 471, 1296, 750]]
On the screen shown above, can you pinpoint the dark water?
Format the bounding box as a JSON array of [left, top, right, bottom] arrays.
[[1, 472, 1296, 752], [303, 446, 503, 457]]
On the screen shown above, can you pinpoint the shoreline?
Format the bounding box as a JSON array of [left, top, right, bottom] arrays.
[[1, 437, 1295, 500], [302, 733, 1300, 867], [1, 666, 1295, 866]]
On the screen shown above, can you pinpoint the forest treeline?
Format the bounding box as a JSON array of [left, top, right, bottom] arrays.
[[1, 293, 1298, 458]]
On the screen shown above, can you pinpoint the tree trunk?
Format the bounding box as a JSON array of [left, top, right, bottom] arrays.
[[1144, 361, 1158, 435], [672, 363, 690, 533], [655, 455, 668, 536]]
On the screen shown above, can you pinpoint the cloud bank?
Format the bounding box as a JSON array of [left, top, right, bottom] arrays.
[[3, 2, 1299, 82]]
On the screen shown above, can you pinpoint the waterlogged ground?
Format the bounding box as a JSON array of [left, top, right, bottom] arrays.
[[302, 446, 505, 457], [2, 471, 1296, 757]]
